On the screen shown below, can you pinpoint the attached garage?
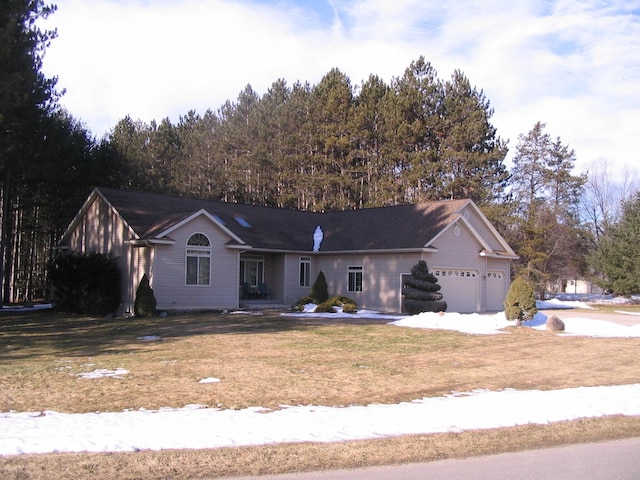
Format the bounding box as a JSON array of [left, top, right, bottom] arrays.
[[433, 268, 479, 313]]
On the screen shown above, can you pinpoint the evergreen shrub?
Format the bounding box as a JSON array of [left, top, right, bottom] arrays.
[[309, 271, 329, 304], [504, 276, 538, 324], [327, 295, 358, 313], [314, 301, 337, 313], [134, 274, 157, 317], [292, 294, 358, 313], [291, 296, 315, 312], [49, 252, 121, 315]]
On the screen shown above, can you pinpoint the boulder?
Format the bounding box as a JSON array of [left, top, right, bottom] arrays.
[[546, 314, 565, 332]]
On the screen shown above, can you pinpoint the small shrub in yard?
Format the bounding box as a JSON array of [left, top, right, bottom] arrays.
[[292, 295, 358, 313], [504, 276, 538, 325], [328, 295, 357, 313], [309, 271, 329, 304], [134, 274, 157, 317], [291, 296, 315, 311], [315, 301, 337, 313]]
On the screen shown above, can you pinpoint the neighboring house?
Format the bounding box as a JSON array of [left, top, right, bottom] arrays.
[[58, 188, 518, 314], [563, 278, 604, 295]]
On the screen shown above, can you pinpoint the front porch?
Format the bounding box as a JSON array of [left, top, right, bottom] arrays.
[[239, 252, 289, 309]]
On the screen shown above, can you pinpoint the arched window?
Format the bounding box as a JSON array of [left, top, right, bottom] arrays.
[[186, 233, 211, 285]]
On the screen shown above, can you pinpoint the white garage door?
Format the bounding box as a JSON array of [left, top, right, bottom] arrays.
[[486, 271, 507, 312], [433, 268, 479, 313]]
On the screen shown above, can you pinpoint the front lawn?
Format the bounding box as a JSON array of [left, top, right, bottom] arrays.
[[2, 309, 640, 479]]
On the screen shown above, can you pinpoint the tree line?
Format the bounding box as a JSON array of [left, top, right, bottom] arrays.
[[1, 1, 638, 306], [104, 58, 509, 211]]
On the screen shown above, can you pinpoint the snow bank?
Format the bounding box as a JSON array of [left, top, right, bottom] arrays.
[[2, 384, 639, 456]]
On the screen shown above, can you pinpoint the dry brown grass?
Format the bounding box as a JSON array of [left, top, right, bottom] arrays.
[[2, 417, 640, 480], [1, 309, 640, 478]]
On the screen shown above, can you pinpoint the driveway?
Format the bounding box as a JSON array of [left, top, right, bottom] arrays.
[[539, 308, 640, 326]]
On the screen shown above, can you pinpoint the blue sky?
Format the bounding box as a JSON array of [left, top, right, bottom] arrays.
[[41, 0, 640, 177]]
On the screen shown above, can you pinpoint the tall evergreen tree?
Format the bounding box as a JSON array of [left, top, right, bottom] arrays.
[[508, 122, 587, 294], [175, 109, 223, 199], [309, 68, 354, 211], [349, 74, 393, 207], [387, 57, 443, 203], [0, 0, 61, 304], [252, 79, 291, 206], [591, 193, 640, 295], [107, 116, 154, 191], [216, 84, 260, 204], [440, 70, 509, 205]]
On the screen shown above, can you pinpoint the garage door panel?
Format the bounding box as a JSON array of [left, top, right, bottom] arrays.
[[486, 270, 507, 312], [434, 268, 479, 313]]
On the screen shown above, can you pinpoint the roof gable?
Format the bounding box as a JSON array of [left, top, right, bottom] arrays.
[[154, 209, 246, 246], [58, 188, 139, 246], [70, 188, 514, 256], [427, 216, 492, 252]]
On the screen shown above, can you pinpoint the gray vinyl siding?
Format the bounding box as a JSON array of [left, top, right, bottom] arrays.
[[317, 252, 419, 313], [460, 205, 505, 252], [153, 216, 239, 310], [65, 195, 146, 313], [283, 253, 317, 306], [430, 221, 484, 267]]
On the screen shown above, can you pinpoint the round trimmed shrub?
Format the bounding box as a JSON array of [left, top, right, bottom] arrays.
[[504, 276, 538, 325], [315, 301, 337, 313]]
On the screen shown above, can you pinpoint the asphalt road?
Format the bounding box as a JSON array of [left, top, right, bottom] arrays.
[[224, 438, 640, 480]]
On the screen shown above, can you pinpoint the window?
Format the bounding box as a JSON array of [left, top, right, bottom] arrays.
[[299, 256, 311, 287], [240, 255, 264, 287], [348, 266, 363, 292], [186, 233, 211, 285]]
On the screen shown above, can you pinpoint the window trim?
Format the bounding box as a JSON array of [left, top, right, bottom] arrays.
[[348, 265, 363, 293], [186, 233, 211, 286], [299, 256, 311, 287]]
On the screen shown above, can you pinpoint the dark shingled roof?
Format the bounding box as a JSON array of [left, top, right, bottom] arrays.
[[93, 188, 471, 252]]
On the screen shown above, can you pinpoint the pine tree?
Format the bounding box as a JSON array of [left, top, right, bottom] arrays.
[[590, 193, 640, 295], [386, 57, 444, 203], [440, 70, 509, 205], [1, 1, 61, 304], [134, 273, 157, 317], [508, 122, 587, 295]]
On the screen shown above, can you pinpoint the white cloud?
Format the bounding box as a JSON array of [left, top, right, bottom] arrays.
[[41, 0, 639, 178]]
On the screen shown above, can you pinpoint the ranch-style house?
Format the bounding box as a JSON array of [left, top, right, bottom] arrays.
[[58, 188, 518, 314]]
